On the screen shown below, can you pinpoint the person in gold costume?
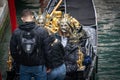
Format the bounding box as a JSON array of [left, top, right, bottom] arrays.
[[56, 15, 91, 80]]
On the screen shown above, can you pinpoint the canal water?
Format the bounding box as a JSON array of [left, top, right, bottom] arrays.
[[94, 0, 120, 80], [0, 0, 120, 80]]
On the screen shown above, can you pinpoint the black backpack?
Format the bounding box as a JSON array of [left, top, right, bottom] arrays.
[[20, 27, 37, 55]]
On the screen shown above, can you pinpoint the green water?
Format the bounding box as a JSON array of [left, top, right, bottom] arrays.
[[94, 0, 120, 80]]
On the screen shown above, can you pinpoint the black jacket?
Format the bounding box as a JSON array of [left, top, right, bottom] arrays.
[[64, 44, 78, 73], [55, 34, 78, 72], [45, 36, 65, 69], [10, 22, 49, 66]]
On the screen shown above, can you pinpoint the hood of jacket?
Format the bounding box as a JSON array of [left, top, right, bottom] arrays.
[[19, 22, 36, 31]]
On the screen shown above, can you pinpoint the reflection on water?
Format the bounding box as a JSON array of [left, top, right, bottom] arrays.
[[94, 0, 120, 80]]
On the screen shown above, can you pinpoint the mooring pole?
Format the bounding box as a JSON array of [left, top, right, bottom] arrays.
[[8, 0, 17, 33]]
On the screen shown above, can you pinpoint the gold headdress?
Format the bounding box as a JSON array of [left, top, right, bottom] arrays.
[[45, 11, 63, 34]]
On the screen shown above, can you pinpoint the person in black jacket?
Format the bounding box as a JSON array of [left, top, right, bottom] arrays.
[[10, 9, 49, 80], [57, 17, 85, 80], [46, 35, 66, 80]]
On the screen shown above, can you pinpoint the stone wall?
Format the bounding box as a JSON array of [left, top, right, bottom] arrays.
[[0, 0, 8, 25]]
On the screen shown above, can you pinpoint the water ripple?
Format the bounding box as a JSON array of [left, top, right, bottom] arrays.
[[94, 0, 120, 80]]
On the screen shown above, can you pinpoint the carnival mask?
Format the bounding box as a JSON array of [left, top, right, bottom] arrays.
[[38, 15, 45, 27]]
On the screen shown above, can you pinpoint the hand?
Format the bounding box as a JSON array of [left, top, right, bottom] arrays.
[[46, 68, 51, 73]]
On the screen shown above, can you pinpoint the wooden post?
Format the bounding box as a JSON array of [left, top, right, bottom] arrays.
[[39, 0, 44, 13], [8, 0, 17, 33], [40, 0, 49, 13]]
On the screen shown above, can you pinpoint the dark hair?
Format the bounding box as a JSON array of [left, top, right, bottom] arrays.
[[21, 9, 33, 17]]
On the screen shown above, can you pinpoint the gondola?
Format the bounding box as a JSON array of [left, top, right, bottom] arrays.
[[6, 0, 98, 80]]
